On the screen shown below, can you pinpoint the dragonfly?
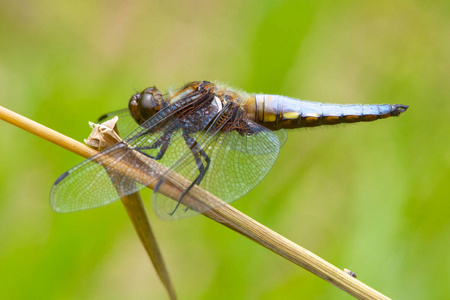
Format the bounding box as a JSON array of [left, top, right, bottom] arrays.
[[50, 81, 409, 219]]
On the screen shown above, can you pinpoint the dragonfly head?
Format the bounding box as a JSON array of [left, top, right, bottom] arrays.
[[129, 87, 164, 125]]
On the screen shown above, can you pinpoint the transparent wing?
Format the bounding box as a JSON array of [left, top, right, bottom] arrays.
[[277, 129, 288, 148], [50, 142, 155, 212], [97, 108, 138, 137], [153, 110, 285, 220], [50, 91, 217, 213]]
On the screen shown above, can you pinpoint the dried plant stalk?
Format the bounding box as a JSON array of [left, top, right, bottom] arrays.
[[0, 105, 391, 300], [85, 117, 176, 300], [120, 192, 176, 300]]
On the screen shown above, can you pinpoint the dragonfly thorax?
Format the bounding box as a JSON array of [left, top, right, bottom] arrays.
[[213, 96, 223, 111]]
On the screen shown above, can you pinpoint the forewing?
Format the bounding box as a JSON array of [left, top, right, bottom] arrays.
[[153, 116, 284, 220], [50, 142, 156, 212], [50, 124, 190, 213]]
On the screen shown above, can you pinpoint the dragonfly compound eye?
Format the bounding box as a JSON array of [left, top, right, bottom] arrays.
[[129, 87, 163, 125], [139, 87, 163, 120]]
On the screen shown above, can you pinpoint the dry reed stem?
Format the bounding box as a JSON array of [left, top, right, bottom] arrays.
[[119, 192, 177, 300], [86, 118, 176, 300], [0, 105, 391, 300]]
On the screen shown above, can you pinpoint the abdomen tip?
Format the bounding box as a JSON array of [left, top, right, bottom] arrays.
[[394, 104, 409, 115]]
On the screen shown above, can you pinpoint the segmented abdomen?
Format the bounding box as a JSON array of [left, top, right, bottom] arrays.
[[250, 94, 409, 130]]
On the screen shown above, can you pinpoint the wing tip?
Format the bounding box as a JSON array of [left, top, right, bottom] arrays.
[[54, 171, 69, 186], [98, 113, 111, 123]]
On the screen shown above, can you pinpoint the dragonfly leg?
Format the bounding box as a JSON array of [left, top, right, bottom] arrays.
[[168, 132, 211, 215], [134, 131, 173, 160]]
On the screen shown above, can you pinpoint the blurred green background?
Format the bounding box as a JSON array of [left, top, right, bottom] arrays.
[[0, 0, 449, 299]]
